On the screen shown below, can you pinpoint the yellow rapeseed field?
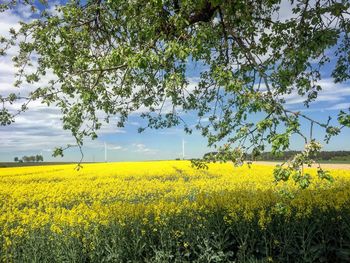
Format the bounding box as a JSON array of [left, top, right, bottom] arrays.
[[1, 160, 350, 261]]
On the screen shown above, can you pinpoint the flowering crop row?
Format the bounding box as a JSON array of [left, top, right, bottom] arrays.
[[1, 161, 350, 262]]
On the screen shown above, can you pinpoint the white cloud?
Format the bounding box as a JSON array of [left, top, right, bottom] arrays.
[[327, 103, 350, 111], [108, 145, 123, 150], [84, 140, 126, 151], [0, 104, 125, 159], [0, 99, 126, 154], [46, 1, 63, 17], [132, 143, 158, 154], [16, 4, 36, 19], [0, 9, 22, 38], [273, 0, 297, 21], [284, 79, 350, 108], [127, 121, 140, 126], [156, 128, 185, 135]]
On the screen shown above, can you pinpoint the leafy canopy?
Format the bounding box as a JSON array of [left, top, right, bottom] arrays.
[[1, 0, 350, 186]]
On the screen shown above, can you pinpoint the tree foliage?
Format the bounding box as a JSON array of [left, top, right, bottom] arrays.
[[1, 0, 350, 185], [20, 155, 43, 162]]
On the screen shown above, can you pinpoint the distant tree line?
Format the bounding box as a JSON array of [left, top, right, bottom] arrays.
[[204, 151, 350, 162], [14, 155, 44, 163]]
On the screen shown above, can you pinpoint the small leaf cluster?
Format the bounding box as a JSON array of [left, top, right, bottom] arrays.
[[273, 141, 333, 189]]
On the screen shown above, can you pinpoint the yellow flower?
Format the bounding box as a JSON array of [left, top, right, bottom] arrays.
[[0, 160, 350, 252], [50, 224, 62, 235]]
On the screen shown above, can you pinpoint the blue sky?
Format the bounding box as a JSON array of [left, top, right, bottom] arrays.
[[0, 1, 350, 162]]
